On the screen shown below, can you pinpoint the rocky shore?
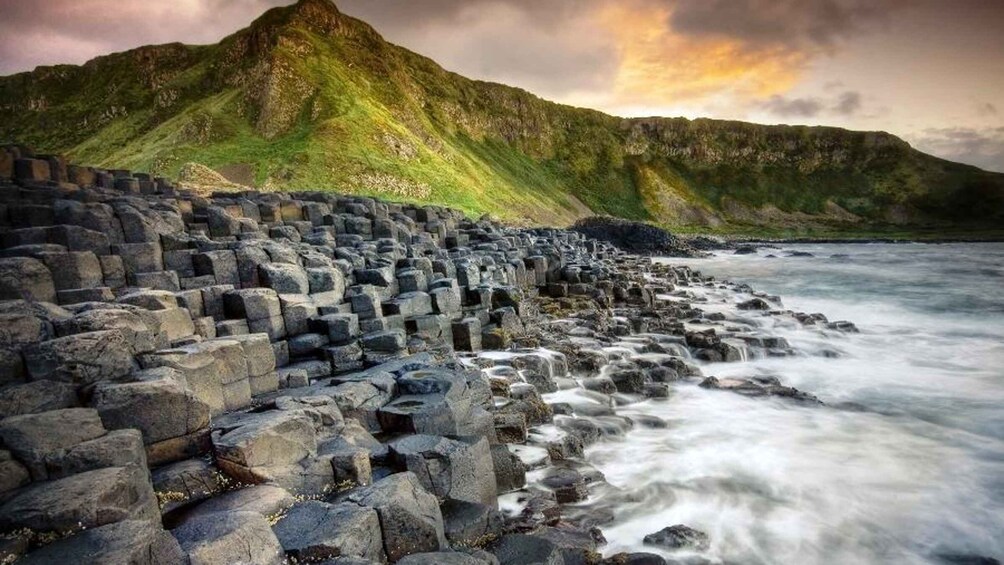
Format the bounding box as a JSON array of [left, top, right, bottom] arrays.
[[0, 146, 855, 564]]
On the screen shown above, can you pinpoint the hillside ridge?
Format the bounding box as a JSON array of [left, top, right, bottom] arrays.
[[1, 0, 1002, 229]]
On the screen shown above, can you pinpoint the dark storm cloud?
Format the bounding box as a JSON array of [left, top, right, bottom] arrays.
[[666, 0, 904, 49], [760, 96, 825, 118], [759, 90, 863, 119], [912, 127, 1004, 173], [833, 91, 862, 115]]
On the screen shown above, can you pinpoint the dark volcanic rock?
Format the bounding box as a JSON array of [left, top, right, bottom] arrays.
[[571, 216, 704, 257], [642, 524, 710, 551]]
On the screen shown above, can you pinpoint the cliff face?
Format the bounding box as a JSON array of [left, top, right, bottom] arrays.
[[1, 0, 1001, 228]]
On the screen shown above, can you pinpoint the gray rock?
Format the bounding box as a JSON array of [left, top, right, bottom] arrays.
[[0, 407, 107, 479], [212, 410, 317, 483], [273, 500, 384, 562], [182, 484, 295, 523], [259, 262, 310, 294], [16, 520, 185, 565], [23, 330, 136, 384], [151, 458, 222, 515], [172, 510, 284, 565], [46, 428, 147, 479], [490, 444, 527, 493], [389, 434, 497, 506], [92, 376, 210, 444], [398, 552, 496, 565], [642, 524, 710, 551], [0, 464, 159, 533], [490, 534, 565, 565], [0, 380, 79, 419], [0, 257, 56, 302], [442, 499, 504, 546], [344, 471, 446, 562]]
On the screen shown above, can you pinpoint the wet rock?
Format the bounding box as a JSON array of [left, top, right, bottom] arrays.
[[442, 498, 505, 546], [491, 444, 527, 493], [541, 467, 588, 503], [534, 525, 605, 565], [490, 533, 565, 565], [699, 376, 821, 403], [642, 524, 710, 551], [737, 297, 772, 310], [399, 552, 498, 565], [601, 553, 668, 565]]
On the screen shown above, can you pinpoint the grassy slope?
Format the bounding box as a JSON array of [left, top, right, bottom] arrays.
[[1, 0, 1002, 230]]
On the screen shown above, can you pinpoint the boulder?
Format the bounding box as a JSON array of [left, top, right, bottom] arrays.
[[23, 330, 136, 384], [442, 499, 504, 547], [151, 458, 223, 515], [171, 510, 284, 565], [272, 500, 384, 562], [15, 520, 185, 565], [398, 552, 496, 565], [92, 377, 210, 444], [0, 257, 56, 302], [182, 484, 294, 524], [0, 380, 79, 419], [259, 262, 310, 294], [344, 471, 446, 562], [642, 524, 710, 551], [389, 434, 497, 506], [0, 407, 107, 479], [0, 465, 159, 533], [46, 428, 147, 479], [212, 411, 317, 483], [490, 534, 565, 565]]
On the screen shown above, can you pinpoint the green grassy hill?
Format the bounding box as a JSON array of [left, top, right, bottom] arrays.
[[1, 0, 1002, 230]]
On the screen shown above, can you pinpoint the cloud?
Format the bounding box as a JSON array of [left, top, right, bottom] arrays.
[[338, 0, 906, 116], [760, 95, 825, 118], [339, 0, 619, 99], [910, 127, 1004, 173], [976, 102, 998, 117], [833, 91, 862, 115], [756, 90, 863, 120], [0, 0, 905, 119], [666, 0, 903, 50], [0, 0, 290, 74]]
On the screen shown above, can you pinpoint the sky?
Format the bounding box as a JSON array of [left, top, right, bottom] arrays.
[[0, 0, 1002, 172]]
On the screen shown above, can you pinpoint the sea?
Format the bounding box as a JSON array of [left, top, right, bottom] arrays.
[[587, 243, 1004, 564]]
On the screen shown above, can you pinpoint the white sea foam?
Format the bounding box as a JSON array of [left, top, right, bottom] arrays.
[[586, 243, 1004, 564]]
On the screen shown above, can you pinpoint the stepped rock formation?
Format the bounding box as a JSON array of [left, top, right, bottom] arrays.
[[0, 146, 854, 563], [1, 0, 1002, 228]]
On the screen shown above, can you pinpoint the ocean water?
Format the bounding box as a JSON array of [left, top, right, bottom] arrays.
[[587, 243, 1004, 564]]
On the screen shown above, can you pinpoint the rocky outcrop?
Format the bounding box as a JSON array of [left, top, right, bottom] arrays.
[[571, 216, 704, 257], [0, 146, 855, 563]]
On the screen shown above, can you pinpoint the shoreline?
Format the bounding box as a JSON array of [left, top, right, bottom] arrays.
[[0, 147, 996, 564]]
